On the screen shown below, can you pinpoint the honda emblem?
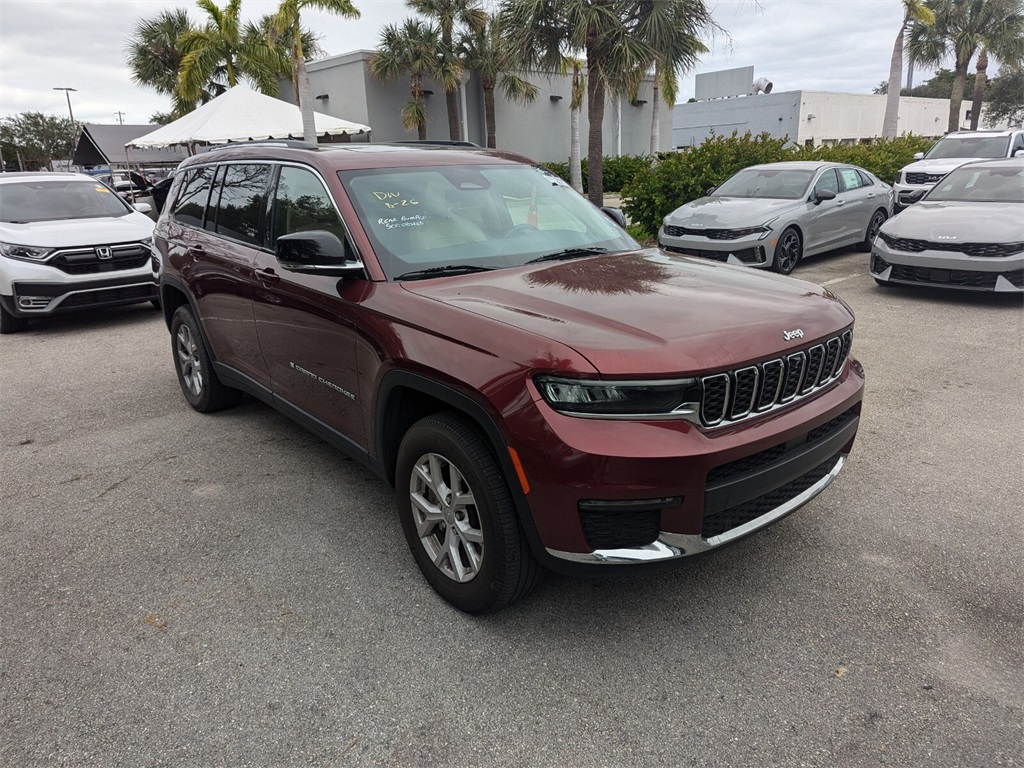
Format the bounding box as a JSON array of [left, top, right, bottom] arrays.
[[96, 246, 113, 260]]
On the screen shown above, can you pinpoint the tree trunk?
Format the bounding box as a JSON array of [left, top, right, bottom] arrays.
[[295, 52, 317, 144], [881, 22, 906, 139], [948, 61, 968, 133], [970, 49, 988, 130], [446, 88, 460, 141], [586, 62, 605, 207], [570, 104, 583, 193], [412, 75, 427, 140], [483, 83, 496, 148], [650, 67, 660, 155]]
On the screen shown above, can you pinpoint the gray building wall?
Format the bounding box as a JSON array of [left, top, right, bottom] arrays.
[[286, 50, 671, 162], [672, 92, 801, 148]]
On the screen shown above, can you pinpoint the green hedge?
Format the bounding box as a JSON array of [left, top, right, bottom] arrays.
[[620, 131, 936, 238], [540, 154, 653, 193]]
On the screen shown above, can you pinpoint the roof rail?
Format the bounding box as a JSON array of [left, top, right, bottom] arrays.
[[205, 139, 320, 153], [381, 140, 482, 148]]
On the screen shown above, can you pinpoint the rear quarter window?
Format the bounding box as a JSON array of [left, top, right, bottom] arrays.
[[171, 166, 215, 228]]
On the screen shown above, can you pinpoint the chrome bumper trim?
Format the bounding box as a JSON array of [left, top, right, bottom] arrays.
[[546, 454, 846, 565]]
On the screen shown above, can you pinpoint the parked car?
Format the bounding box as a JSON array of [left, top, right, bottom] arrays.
[[154, 142, 865, 613], [93, 170, 154, 201], [893, 129, 1024, 211], [871, 157, 1023, 292], [0, 172, 158, 334], [658, 161, 893, 275]]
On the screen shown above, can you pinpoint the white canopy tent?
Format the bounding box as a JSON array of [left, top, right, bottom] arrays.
[[126, 88, 370, 151]]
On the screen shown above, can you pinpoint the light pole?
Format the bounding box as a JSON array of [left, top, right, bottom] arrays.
[[53, 87, 77, 169]]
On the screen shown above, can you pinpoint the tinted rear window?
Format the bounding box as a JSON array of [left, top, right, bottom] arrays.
[[172, 166, 215, 227], [211, 164, 271, 246]]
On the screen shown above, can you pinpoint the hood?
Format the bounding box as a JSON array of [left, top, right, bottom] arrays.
[[901, 158, 976, 177], [0, 212, 154, 248], [881, 201, 1024, 242], [401, 250, 854, 376], [664, 196, 802, 229]]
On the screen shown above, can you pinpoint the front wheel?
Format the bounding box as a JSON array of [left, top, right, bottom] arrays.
[[859, 210, 887, 252], [772, 227, 802, 275], [396, 413, 542, 613], [170, 305, 241, 412]]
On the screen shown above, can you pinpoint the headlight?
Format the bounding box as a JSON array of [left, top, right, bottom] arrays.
[[0, 242, 53, 262], [536, 375, 700, 418], [757, 218, 778, 240]]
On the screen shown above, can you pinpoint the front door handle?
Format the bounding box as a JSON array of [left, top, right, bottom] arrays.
[[255, 267, 281, 284]]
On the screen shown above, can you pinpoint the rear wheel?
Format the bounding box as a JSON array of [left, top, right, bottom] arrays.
[[170, 305, 241, 412], [860, 209, 887, 252], [396, 413, 542, 613], [772, 227, 802, 275], [0, 304, 28, 334]]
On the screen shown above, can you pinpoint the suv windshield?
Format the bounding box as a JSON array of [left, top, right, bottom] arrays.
[[925, 165, 1024, 203], [711, 168, 814, 200], [338, 164, 637, 280], [0, 179, 132, 223], [925, 135, 1010, 160]]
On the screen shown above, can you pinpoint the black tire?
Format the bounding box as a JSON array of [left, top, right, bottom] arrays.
[[859, 209, 887, 252], [170, 305, 241, 413], [150, 298, 162, 310], [0, 304, 28, 334], [772, 227, 802, 275], [396, 412, 542, 613]]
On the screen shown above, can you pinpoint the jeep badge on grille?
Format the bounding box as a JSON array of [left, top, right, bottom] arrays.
[[783, 329, 804, 341]]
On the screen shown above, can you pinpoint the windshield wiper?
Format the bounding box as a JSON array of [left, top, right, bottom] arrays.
[[395, 264, 495, 281], [525, 247, 608, 264]]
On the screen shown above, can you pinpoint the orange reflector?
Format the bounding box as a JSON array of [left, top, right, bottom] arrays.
[[770, 238, 777, 249], [508, 447, 530, 494]]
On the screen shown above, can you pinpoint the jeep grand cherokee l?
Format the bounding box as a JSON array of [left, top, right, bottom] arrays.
[[154, 142, 865, 613]]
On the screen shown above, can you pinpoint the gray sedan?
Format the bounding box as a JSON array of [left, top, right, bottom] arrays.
[[870, 157, 1023, 292], [658, 161, 894, 274]]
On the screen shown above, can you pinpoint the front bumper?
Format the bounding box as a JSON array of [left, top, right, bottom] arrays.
[[506, 360, 865, 567], [658, 227, 772, 269], [871, 243, 1024, 292]]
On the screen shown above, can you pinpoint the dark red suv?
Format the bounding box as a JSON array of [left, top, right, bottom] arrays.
[[154, 142, 864, 613]]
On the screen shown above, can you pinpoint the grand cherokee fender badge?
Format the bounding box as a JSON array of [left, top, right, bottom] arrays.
[[289, 362, 356, 400], [783, 329, 804, 341]]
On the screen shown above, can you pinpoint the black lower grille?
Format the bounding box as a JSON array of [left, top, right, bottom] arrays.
[[888, 265, 1023, 289], [581, 509, 661, 550], [701, 452, 841, 538], [59, 285, 155, 309], [663, 245, 764, 263]]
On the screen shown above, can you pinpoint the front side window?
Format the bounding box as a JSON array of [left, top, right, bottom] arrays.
[[172, 165, 216, 228], [812, 169, 839, 197], [339, 164, 638, 280], [210, 164, 271, 246], [0, 179, 131, 223], [270, 166, 346, 245], [712, 168, 814, 200]]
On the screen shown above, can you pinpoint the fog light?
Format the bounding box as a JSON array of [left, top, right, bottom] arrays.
[[18, 296, 50, 309]]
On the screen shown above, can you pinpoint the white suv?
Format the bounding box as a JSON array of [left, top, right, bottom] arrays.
[[893, 129, 1024, 211], [0, 172, 158, 333]]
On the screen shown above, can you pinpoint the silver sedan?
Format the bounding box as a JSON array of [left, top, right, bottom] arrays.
[[870, 157, 1023, 292], [658, 161, 894, 275]]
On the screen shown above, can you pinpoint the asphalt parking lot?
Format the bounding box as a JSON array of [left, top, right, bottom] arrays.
[[2, 247, 1022, 767]]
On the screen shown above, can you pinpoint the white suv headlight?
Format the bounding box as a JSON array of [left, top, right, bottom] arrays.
[[0, 242, 53, 262]]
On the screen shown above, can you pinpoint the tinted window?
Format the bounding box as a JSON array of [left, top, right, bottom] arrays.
[[813, 169, 839, 196], [270, 166, 345, 244], [837, 168, 863, 191], [172, 166, 215, 228], [211, 164, 271, 246]]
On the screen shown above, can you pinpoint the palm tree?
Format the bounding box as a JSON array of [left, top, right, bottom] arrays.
[[408, 0, 486, 141], [126, 8, 221, 117], [634, 0, 715, 154], [370, 19, 457, 139], [271, 0, 360, 144], [459, 13, 537, 148], [177, 0, 289, 106], [501, 0, 659, 206], [909, 0, 1024, 133], [881, 0, 935, 139], [567, 58, 586, 193]]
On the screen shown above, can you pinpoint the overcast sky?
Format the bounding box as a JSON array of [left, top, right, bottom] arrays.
[[0, 0, 949, 126]]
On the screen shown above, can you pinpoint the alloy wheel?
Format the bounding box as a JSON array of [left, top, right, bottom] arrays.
[[175, 324, 203, 397]]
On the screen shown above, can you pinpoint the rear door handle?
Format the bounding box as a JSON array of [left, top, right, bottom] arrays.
[[255, 267, 281, 284]]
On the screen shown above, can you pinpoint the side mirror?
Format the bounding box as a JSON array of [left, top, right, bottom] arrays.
[[1013, 149, 1024, 157], [706, 186, 716, 196], [133, 202, 152, 214], [913, 152, 924, 160], [601, 206, 626, 228], [813, 188, 837, 205], [276, 230, 363, 276]]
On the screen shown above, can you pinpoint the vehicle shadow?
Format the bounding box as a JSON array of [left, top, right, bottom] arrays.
[[8, 303, 164, 337]]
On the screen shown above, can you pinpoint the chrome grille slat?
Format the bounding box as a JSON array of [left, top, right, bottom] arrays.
[[698, 331, 852, 429]]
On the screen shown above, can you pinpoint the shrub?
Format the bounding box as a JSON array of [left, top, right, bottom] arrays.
[[539, 154, 652, 194]]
